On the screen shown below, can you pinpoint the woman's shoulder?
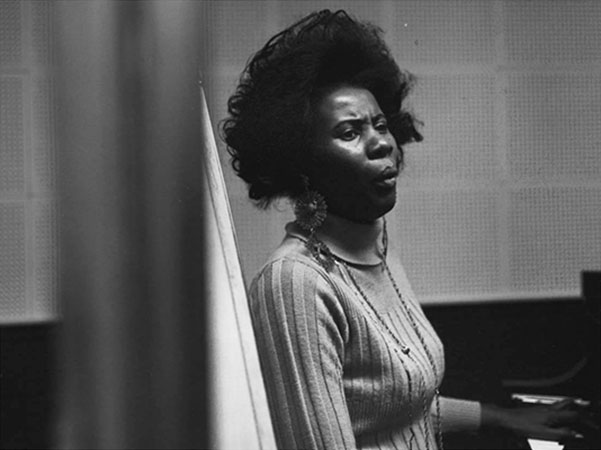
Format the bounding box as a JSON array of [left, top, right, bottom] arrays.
[[253, 222, 330, 282], [249, 253, 351, 337], [249, 231, 350, 307], [251, 252, 333, 294]]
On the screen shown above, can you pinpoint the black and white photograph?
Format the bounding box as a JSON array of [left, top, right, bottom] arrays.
[[0, 1, 599, 449]]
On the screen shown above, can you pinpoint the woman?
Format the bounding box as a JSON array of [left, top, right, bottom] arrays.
[[222, 10, 582, 450]]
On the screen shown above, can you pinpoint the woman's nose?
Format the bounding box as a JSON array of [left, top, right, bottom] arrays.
[[366, 129, 393, 159]]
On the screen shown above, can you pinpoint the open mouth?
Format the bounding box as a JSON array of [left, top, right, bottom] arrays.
[[373, 177, 397, 189], [373, 167, 398, 190]]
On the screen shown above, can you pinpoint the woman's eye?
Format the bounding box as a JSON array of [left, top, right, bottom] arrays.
[[340, 129, 359, 140], [375, 121, 389, 133]]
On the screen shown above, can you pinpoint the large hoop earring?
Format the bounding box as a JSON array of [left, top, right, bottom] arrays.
[[293, 176, 333, 270], [294, 184, 327, 234]]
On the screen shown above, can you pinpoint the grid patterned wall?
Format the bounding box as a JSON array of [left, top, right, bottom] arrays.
[[207, 0, 601, 303], [0, 1, 57, 322]]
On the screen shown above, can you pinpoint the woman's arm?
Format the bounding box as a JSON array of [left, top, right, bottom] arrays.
[[481, 400, 583, 441], [437, 396, 481, 433], [249, 258, 356, 450], [438, 397, 584, 441]]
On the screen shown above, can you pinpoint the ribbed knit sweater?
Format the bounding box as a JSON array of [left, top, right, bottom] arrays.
[[249, 215, 481, 449]]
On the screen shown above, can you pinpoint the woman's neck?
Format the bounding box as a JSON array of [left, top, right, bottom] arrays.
[[315, 213, 385, 265]]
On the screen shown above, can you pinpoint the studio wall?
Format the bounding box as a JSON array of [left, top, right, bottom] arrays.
[[204, 0, 601, 304], [2, 0, 599, 322], [1, 0, 57, 323]]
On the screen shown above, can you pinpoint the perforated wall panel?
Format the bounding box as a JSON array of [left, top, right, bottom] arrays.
[[504, 1, 601, 65], [392, 0, 495, 64], [210, 1, 279, 68], [33, 76, 56, 193], [208, 70, 238, 133], [510, 188, 601, 292], [507, 74, 601, 182], [0, 0, 22, 66], [1, 1, 57, 322], [0, 76, 25, 194], [229, 196, 293, 284], [277, 0, 385, 28], [393, 190, 501, 297], [33, 201, 58, 316], [404, 74, 498, 182], [0, 203, 27, 318], [207, 0, 601, 303], [32, 0, 54, 67]]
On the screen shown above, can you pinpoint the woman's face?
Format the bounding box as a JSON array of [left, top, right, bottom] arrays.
[[309, 86, 401, 223]]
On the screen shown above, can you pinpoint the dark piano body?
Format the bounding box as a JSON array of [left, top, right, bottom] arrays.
[[425, 271, 600, 450]]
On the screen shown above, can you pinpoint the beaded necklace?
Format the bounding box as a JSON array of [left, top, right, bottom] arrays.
[[307, 219, 444, 450], [336, 257, 443, 450]]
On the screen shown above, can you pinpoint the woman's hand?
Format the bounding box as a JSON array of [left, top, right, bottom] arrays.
[[481, 399, 585, 442]]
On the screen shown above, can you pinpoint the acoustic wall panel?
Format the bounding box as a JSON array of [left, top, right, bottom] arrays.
[[209, 0, 600, 302], [506, 74, 601, 182], [510, 187, 601, 293], [33, 200, 58, 317], [393, 190, 501, 298], [210, 1, 279, 68], [0, 0, 22, 66], [1, 1, 57, 322], [277, 0, 385, 28], [32, 0, 54, 67], [229, 196, 292, 284], [504, 0, 601, 65], [0, 76, 25, 194], [32, 76, 56, 193], [0, 203, 27, 318], [392, 0, 495, 64], [404, 74, 498, 182]]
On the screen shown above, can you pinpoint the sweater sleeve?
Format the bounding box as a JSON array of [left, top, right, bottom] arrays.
[[435, 396, 482, 433], [249, 258, 357, 450]]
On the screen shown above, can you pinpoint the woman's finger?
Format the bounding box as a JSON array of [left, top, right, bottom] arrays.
[[551, 410, 580, 425], [551, 399, 577, 410], [542, 426, 580, 441]]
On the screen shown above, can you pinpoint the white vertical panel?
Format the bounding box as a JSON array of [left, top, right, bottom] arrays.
[[202, 78, 277, 448], [206, 185, 276, 450]]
